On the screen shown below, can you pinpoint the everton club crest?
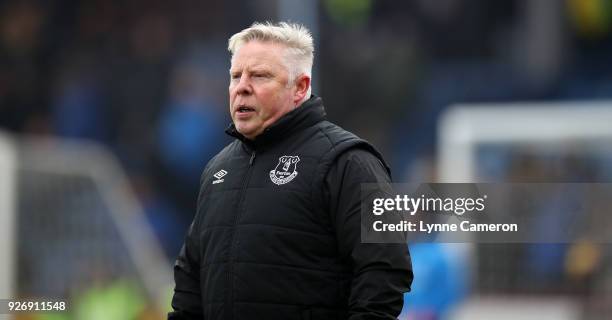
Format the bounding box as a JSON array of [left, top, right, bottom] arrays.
[[269, 155, 300, 185]]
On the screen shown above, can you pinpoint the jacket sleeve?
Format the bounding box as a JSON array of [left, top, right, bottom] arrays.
[[168, 220, 204, 319], [169, 191, 205, 319], [324, 148, 413, 320]]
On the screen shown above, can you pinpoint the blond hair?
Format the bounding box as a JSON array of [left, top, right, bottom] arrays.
[[228, 22, 314, 98]]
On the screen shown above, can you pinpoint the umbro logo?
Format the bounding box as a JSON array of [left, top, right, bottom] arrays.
[[212, 170, 227, 184]]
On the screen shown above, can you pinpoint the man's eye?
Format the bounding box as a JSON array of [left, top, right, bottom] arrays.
[[231, 74, 241, 80]]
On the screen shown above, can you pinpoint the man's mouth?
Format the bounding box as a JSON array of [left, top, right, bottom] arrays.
[[236, 106, 255, 114]]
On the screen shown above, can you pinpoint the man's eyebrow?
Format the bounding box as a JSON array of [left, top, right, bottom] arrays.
[[250, 67, 270, 73], [230, 66, 271, 74]]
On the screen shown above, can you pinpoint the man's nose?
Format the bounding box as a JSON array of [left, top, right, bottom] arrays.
[[235, 75, 252, 95]]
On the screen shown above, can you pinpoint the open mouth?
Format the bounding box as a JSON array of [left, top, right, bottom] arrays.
[[236, 106, 255, 113]]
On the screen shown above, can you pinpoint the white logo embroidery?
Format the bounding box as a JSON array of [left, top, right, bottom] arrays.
[[212, 170, 228, 184], [270, 156, 300, 185]]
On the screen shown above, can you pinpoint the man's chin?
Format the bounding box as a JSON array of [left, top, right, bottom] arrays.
[[235, 125, 258, 140]]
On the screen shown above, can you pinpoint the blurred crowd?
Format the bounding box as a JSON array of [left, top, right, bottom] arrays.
[[3, 0, 612, 319], [3, 0, 612, 258]]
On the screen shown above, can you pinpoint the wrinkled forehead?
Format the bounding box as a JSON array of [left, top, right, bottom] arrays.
[[230, 40, 288, 69]]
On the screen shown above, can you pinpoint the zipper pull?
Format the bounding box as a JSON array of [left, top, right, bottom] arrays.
[[249, 151, 256, 165]]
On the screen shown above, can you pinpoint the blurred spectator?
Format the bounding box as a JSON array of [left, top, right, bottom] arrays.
[[130, 173, 184, 260], [0, 1, 48, 131], [154, 52, 228, 223], [52, 55, 109, 143], [400, 244, 468, 320], [156, 62, 225, 186], [72, 278, 146, 320]]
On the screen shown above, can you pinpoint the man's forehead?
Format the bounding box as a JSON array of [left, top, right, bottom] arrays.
[[230, 59, 270, 71], [230, 41, 286, 67]]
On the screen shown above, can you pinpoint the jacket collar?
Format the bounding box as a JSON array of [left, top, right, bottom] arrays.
[[225, 95, 327, 149]]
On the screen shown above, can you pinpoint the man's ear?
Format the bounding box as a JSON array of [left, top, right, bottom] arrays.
[[293, 74, 311, 104]]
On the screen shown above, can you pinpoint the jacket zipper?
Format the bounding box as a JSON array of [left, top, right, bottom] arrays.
[[227, 149, 256, 320]]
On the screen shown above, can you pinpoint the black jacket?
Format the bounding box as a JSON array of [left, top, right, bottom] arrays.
[[169, 96, 412, 320]]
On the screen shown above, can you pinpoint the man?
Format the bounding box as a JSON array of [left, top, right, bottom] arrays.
[[169, 22, 412, 320]]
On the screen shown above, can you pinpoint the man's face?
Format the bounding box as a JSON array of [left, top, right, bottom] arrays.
[[229, 41, 296, 140]]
